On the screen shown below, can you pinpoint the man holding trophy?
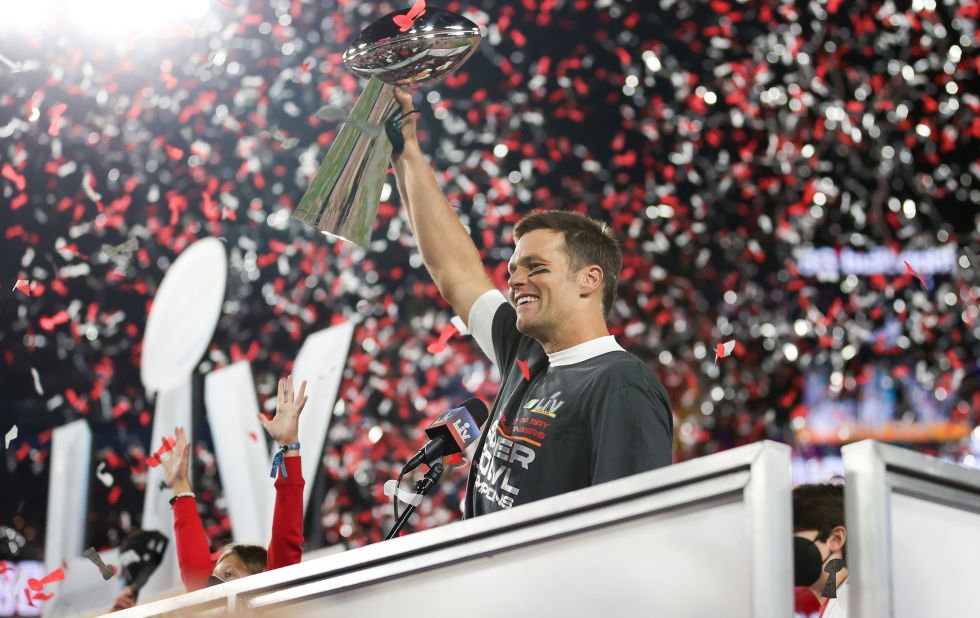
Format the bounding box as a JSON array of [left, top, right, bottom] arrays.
[[296, 4, 673, 518], [387, 93, 673, 516]]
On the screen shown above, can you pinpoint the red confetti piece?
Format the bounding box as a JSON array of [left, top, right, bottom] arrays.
[[425, 323, 458, 354], [48, 103, 68, 137], [108, 485, 122, 505], [903, 260, 929, 290], [248, 431, 258, 442], [24, 588, 34, 607], [516, 358, 530, 381], [1, 163, 26, 191], [28, 567, 65, 591], [146, 435, 177, 467], [714, 340, 736, 363], [393, 0, 426, 32], [32, 592, 54, 601], [12, 277, 31, 296], [0, 560, 8, 574], [39, 310, 70, 331], [218, 0, 234, 7]]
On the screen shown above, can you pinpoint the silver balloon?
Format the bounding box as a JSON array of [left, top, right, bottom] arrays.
[[292, 7, 482, 246]]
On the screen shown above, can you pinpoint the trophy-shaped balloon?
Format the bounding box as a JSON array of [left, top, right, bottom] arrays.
[[293, 6, 482, 246]]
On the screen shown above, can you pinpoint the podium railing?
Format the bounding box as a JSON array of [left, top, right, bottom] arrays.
[[842, 439, 980, 618], [108, 440, 793, 617]]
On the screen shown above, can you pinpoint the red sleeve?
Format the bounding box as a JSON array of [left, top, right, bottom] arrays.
[[267, 455, 305, 569], [171, 496, 215, 592]]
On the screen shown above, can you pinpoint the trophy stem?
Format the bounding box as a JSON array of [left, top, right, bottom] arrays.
[[293, 77, 399, 246]]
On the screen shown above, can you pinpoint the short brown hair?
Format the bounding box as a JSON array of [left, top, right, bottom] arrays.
[[793, 484, 846, 560], [513, 211, 622, 316], [216, 543, 267, 576]]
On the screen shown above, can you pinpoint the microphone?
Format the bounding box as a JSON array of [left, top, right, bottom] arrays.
[[402, 398, 489, 473]]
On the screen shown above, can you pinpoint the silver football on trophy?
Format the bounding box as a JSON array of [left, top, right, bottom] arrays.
[[292, 7, 482, 246], [344, 7, 481, 85]]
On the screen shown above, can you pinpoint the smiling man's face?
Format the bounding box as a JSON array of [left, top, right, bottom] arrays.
[[507, 229, 581, 341]]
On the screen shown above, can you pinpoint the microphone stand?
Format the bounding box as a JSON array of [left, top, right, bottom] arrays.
[[385, 461, 445, 540]]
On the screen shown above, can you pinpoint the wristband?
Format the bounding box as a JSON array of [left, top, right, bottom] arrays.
[[270, 443, 300, 479], [384, 109, 420, 158], [169, 492, 195, 505]]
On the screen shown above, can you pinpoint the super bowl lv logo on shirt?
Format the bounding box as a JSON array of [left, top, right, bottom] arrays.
[[474, 391, 565, 509]]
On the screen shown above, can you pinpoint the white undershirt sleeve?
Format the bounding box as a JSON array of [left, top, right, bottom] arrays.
[[465, 289, 508, 369]]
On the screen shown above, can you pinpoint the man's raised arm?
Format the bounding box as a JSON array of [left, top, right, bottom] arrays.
[[389, 87, 494, 326]]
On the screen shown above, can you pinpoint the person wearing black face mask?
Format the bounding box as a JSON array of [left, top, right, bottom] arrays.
[[792, 483, 848, 618]]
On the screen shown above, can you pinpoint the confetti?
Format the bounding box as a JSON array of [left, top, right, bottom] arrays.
[[12, 277, 30, 296], [383, 479, 423, 506], [4, 426, 16, 450], [30, 367, 43, 395], [393, 0, 426, 32], [963, 249, 979, 272], [516, 359, 530, 381], [82, 547, 116, 580], [96, 461, 114, 487], [38, 310, 70, 332], [425, 323, 457, 354], [0, 51, 23, 73], [81, 170, 102, 203], [903, 261, 929, 291], [28, 567, 65, 591], [145, 435, 178, 468], [0, 561, 8, 574], [101, 237, 138, 258], [714, 340, 736, 364]]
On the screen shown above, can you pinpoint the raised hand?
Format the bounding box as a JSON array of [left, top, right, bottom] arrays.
[[258, 375, 308, 445], [161, 426, 191, 495]]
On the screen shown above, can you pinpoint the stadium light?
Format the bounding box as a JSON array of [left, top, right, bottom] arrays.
[[2, 0, 211, 36]]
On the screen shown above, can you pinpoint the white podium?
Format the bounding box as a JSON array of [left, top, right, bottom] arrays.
[[109, 440, 793, 618], [842, 440, 980, 618]]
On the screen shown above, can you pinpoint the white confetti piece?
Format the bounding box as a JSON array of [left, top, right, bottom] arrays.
[[4, 426, 17, 449], [30, 368, 43, 396], [96, 462, 114, 488], [383, 479, 422, 507], [81, 170, 102, 202]]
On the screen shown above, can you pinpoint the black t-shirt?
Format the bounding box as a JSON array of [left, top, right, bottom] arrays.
[[464, 300, 673, 517]]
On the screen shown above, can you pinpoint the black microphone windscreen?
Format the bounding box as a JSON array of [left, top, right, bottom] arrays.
[[461, 397, 489, 426]]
